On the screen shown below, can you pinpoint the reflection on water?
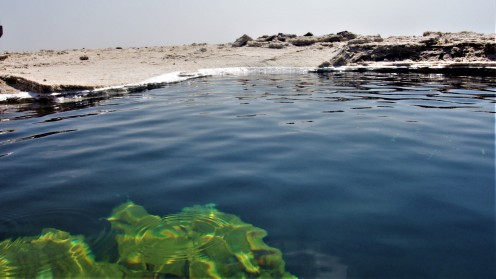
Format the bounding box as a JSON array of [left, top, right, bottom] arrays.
[[1, 73, 494, 122], [0, 72, 494, 278]]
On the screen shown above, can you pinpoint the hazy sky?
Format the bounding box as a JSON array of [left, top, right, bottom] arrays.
[[0, 0, 494, 52]]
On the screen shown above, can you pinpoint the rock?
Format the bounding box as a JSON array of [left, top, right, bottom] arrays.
[[420, 35, 440, 46], [484, 44, 496, 60], [276, 33, 297, 42], [347, 35, 384, 45], [267, 35, 277, 41], [290, 36, 318, 46], [231, 31, 495, 64], [1, 75, 95, 93], [329, 49, 349, 66], [107, 202, 297, 279], [0, 229, 123, 278], [261, 35, 277, 42], [423, 31, 443, 37], [319, 32, 359, 43], [246, 41, 267, 48], [232, 34, 253, 47], [268, 42, 287, 49], [318, 61, 331, 68], [318, 34, 344, 43], [79, 55, 89, 61], [337, 31, 357, 40], [350, 44, 424, 62]]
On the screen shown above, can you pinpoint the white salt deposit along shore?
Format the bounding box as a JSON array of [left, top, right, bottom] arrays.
[[0, 67, 317, 101], [0, 31, 494, 100]]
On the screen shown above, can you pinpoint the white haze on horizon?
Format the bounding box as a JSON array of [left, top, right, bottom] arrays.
[[0, 0, 494, 52]]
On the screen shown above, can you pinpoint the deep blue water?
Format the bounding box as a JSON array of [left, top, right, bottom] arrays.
[[0, 72, 494, 278]]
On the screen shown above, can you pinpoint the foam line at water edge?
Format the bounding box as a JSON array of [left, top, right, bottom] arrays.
[[0, 67, 316, 102], [140, 67, 315, 84], [3, 65, 493, 102]]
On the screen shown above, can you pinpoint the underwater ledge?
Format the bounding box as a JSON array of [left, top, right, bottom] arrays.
[[1, 64, 495, 103]]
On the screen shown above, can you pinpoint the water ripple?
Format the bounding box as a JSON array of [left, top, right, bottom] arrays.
[[123, 212, 231, 261], [0, 129, 77, 146], [0, 72, 494, 278], [39, 110, 116, 123]]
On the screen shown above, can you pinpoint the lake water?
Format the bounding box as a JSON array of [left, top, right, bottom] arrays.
[[0, 71, 494, 278]]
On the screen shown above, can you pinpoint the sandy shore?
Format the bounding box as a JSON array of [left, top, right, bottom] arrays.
[[0, 44, 337, 94], [0, 31, 494, 97]]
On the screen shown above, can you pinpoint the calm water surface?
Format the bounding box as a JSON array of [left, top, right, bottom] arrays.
[[0, 72, 494, 278]]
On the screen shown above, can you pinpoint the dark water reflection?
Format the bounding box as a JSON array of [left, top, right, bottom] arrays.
[[0, 72, 494, 278]]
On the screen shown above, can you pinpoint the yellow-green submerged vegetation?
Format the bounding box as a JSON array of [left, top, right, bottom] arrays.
[[109, 202, 296, 278], [0, 202, 297, 278], [0, 228, 122, 278]]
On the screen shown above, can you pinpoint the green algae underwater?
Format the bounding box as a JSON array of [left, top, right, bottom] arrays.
[[0, 202, 297, 278]]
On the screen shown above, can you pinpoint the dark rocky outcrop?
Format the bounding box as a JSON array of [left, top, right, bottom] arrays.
[[247, 33, 297, 48], [337, 31, 357, 40], [322, 32, 496, 66], [232, 34, 253, 47], [255, 33, 297, 44], [289, 37, 319, 46], [347, 35, 383, 45], [317, 34, 343, 43], [288, 31, 358, 46], [327, 43, 495, 66], [268, 43, 288, 49], [234, 31, 494, 67], [240, 31, 358, 48]]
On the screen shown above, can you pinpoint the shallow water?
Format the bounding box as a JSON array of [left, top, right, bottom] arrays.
[[0, 72, 495, 278]]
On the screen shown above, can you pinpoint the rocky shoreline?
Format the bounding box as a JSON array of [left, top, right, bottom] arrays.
[[0, 31, 494, 98], [234, 31, 495, 65]]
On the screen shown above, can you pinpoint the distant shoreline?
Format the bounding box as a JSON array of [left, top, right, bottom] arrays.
[[0, 31, 494, 98]]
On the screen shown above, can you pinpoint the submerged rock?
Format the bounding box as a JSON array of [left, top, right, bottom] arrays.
[[108, 202, 296, 278], [0, 229, 122, 278], [0, 202, 297, 278]]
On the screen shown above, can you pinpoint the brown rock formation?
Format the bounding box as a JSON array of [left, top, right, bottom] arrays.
[[325, 32, 495, 66], [242, 31, 359, 48], [232, 34, 253, 47]]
